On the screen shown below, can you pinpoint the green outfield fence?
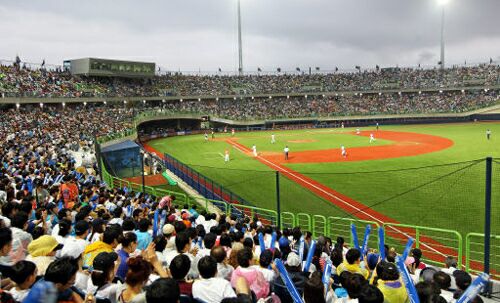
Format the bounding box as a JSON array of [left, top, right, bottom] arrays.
[[97, 130, 499, 283]]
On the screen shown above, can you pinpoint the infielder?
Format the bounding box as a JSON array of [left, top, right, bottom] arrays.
[[284, 145, 289, 160], [369, 133, 375, 143], [252, 144, 257, 157], [341, 145, 347, 158]]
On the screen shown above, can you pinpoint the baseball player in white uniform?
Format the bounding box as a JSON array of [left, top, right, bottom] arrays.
[[341, 145, 347, 158], [252, 144, 257, 157], [370, 133, 375, 143], [271, 134, 276, 144]]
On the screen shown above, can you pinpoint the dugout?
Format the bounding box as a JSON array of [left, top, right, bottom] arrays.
[[101, 140, 142, 178]]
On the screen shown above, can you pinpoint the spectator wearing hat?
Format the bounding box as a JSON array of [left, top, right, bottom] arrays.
[[161, 223, 176, 256], [273, 252, 307, 303], [374, 261, 408, 303], [87, 252, 120, 303], [26, 235, 64, 275], [192, 256, 237, 303], [83, 224, 123, 268]]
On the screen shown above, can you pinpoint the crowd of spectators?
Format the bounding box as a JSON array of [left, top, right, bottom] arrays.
[[1, 63, 499, 98], [154, 89, 499, 120], [0, 61, 495, 302], [0, 103, 489, 303]]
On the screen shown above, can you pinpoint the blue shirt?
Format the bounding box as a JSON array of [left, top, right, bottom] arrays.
[[116, 249, 130, 280], [134, 231, 152, 250]]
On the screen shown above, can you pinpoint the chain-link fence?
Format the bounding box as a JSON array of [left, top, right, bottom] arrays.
[[160, 153, 499, 279]]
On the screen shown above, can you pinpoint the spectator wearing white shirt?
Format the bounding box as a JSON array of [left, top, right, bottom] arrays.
[[192, 256, 237, 303], [60, 220, 90, 259], [9, 211, 33, 264], [252, 249, 276, 283], [211, 246, 234, 281]]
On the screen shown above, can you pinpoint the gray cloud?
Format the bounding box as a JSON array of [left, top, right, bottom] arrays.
[[0, 0, 498, 72]]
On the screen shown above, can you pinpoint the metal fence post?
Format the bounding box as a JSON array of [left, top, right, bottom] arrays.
[[276, 171, 281, 228], [484, 157, 492, 276]]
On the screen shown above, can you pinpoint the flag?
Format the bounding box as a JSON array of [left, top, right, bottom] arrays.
[[218, 67, 222, 72], [257, 67, 262, 72], [315, 67, 320, 71], [296, 67, 300, 72], [41, 59, 45, 67], [277, 67, 281, 72], [335, 67, 339, 72], [15, 55, 21, 64]]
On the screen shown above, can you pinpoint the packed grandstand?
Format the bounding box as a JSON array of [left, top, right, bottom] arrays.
[[0, 60, 498, 303]]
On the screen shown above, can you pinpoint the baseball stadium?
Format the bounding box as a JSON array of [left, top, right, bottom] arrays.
[[1, 1, 499, 302]]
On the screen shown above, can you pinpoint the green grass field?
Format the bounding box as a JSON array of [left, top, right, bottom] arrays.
[[147, 122, 500, 237]]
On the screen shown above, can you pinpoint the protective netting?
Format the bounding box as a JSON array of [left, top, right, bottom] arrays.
[[163, 154, 498, 277]]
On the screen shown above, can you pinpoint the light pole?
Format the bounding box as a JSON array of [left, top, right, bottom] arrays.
[[438, 0, 450, 70], [237, 0, 243, 75], [140, 150, 145, 193]]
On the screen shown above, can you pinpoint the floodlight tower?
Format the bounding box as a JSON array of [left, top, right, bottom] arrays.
[[237, 0, 243, 75], [438, 0, 450, 70]]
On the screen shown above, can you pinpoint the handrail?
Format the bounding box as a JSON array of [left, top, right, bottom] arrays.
[[383, 222, 463, 268], [465, 232, 500, 279]]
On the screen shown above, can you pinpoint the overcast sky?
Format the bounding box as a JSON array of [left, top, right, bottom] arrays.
[[0, 0, 499, 73]]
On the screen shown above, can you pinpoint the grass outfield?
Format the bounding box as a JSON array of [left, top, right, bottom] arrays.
[[147, 122, 500, 236]]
